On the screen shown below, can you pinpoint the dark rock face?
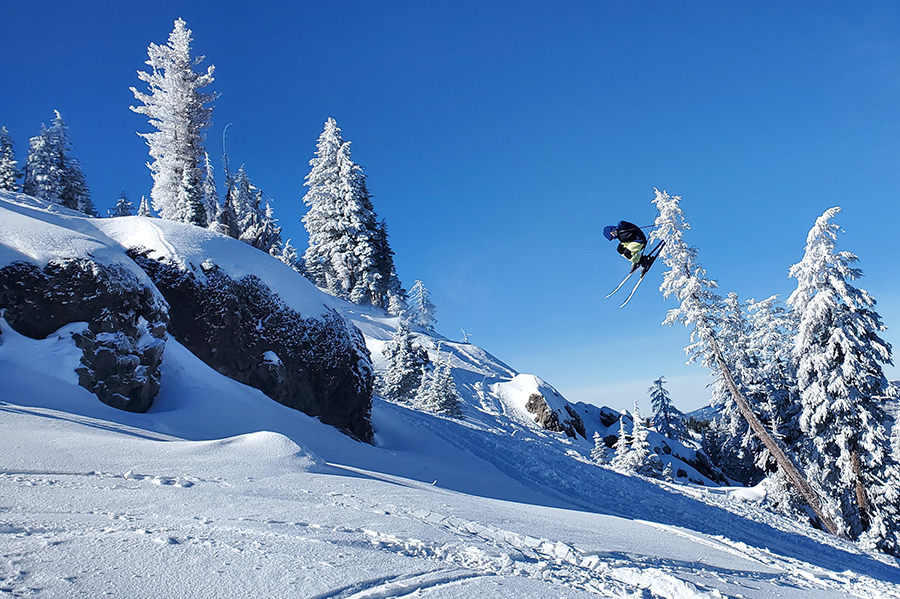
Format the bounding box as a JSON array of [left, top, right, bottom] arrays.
[[0, 259, 168, 412], [129, 250, 374, 442], [525, 393, 587, 439], [685, 447, 728, 485], [597, 407, 621, 428]]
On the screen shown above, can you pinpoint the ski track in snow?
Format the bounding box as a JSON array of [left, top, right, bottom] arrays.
[[321, 486, 900, 599], [1, 475, 713, 599], [2, 419, 899, 599]]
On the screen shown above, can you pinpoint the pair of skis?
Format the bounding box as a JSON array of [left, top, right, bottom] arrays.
[[605, 240, 665, 308]]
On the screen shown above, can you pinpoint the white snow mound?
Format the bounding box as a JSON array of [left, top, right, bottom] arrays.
[[494, 373, 570, 425]]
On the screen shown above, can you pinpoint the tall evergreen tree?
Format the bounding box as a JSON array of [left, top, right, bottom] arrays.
[[302, 118, 400, 308], [627, 401, 663, 475], [201, 151, 219, 227], [24, 117, 65, 204], [130, 18, 215, 226], [408, 280, 437, 330], [651, 189, 723, 367], [217, 156, 239, 237], [787, 207, 899, 553], [374, 219, 407, 315], [110, 190, 134, 217], [0, 126, 20, 192], [653, 191, 768, 483], [649, 376, 686, 441], [23, 111, 94, 215]]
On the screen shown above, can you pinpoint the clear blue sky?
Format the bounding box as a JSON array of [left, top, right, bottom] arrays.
[[3, 1, 899, 412]]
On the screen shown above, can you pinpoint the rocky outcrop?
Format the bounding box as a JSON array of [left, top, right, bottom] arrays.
[[128, 250, 375, 442], [525, 393, 587, 439], [0, 259, 167, 412]]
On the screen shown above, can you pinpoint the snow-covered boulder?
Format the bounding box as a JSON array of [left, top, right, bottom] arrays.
[[0, 258, 167, 412], [129, 249, 374, 442], [0, 192, 375, 440], [495, 374, 586, 439]]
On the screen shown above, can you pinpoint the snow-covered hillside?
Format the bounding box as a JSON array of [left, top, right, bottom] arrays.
[[1, 193, 899, 598]]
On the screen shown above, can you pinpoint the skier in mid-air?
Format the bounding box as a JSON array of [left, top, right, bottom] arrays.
[[603, 220, 665, 307], [603, 220, 648, 269]]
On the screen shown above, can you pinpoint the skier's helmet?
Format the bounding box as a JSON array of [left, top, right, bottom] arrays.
[[603, 225, 616, 241]]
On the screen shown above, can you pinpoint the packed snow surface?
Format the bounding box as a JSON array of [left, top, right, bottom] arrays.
[[1, 193, 899, 598]]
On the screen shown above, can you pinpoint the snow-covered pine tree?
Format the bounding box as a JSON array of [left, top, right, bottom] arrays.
[[652, 191, 763, 476], [130, 18, 215, 226], [225, 165, 256, 239], [745, 295, 801, 451], [68, 162, 94, 217], [662, 461, 674, 481], [373, 218, 407, 316], [217, 156, 239, 237], [408, 280, 437, 330], [248, 194, 283, 256], [0, 126, 20, 192], [110, 191, 134, 217], [301, 118, 342, 292], [380, 321, 429, 404], [629, 401, 663, 476], [23, 111, 94, 215], [278, 238, 302, 273], [651, 189, 723, 367], [202, 151, 219, 227], [611, 415, 632, 471], [649, 376, 686, 441], [591, 431, 610, 465], [302, 118, 400, 308], [787, 206, 899, 553], [415, 350, 463, 418], [220, 164, 282, 253], [24, 119, 65, 204], [386, 275, 408, 316], [137, 195, 154, 217]]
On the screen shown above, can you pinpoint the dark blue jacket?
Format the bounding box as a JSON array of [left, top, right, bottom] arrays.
[[605, 221, 646, 244]]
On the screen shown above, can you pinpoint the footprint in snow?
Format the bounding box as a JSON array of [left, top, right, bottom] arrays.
[[123, 470, 195, 487]]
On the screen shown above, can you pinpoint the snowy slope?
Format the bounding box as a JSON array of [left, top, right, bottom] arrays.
[[347, 304, 722, 487], [2, 318, 900, 598], [1, 193, 900, 597]]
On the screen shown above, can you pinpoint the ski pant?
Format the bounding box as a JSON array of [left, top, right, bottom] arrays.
[[617, 241, 645, 265]]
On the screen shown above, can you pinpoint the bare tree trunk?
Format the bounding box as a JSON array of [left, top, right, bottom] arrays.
[[851, 450, 871, 531], [708, 335, 842, 538]]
